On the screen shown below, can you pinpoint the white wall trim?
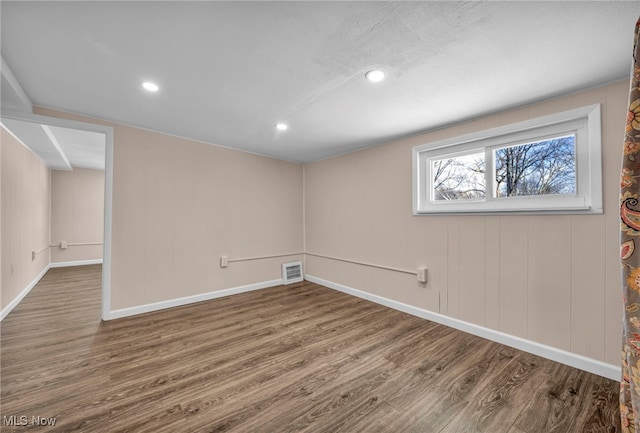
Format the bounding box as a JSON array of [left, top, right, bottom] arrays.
[[102, 121, 114, 321], [106, 279, 283, 320], [305, 274, 621, 382], [49, 259, 103, 268], [0, 265, 49, 321]]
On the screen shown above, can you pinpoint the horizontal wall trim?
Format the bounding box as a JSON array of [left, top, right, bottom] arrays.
[[50, 259, 103, 268], [36, 245, 49, 255], [304, 274, 621, 382], [228, 252, 303, 263], [0, 264, 49, 321], [68, 242, 103, 247], [106, 279, 283, 320], [305, 252, 418, 275], [50, 242, 103, 248]]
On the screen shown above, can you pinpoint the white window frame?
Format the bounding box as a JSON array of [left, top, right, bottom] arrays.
[[412, 104, 602, 215]]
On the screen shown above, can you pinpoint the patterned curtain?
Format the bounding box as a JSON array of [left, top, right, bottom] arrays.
[[621, 17, 640, 433]]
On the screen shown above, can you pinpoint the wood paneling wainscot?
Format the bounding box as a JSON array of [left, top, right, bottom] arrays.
[[304, 80, 627, 369]]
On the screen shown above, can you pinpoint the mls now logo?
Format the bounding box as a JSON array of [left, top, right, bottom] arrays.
[[3, 416, 28, 426], [3, 415, 57, 426], [31, 416, 57, 426]]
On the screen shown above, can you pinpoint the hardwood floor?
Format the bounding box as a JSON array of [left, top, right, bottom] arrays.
[[1, 265, 620, 432]]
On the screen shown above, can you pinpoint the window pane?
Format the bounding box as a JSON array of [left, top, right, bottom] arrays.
[[494, 135, 576, 198], [432, 152, 486, 201]]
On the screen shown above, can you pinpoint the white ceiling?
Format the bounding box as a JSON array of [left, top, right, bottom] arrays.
[[46, 124, 105, 170], [1, 117, 106, 170], [1, 1, 639, 163]]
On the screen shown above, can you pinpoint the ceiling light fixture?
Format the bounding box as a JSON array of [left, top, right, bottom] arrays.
[[276, 123, 288, 131], [365, 69, 386, 83], [142, 81, 159, 92]]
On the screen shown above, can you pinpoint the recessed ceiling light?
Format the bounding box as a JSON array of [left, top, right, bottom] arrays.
[[276, 123, 288, 131], [142, 81, 159, 92], [365, 69, 386, 82]]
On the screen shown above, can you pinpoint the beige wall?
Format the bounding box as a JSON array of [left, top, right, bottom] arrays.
[[51, 168, 104, 263], [304, 80, 627, 366], [111, 125, 303, 310], [34, 81, 624, 367], [34, 107, 304, 311], [1, 126, 50, 312]]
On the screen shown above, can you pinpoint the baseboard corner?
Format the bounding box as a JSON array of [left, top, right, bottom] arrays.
[[0, 264, 50, 321]]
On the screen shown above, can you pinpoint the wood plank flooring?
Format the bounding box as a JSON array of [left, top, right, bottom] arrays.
[[1, 265, 620, 432]]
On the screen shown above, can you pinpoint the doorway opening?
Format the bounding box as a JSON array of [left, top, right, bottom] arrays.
[[1, 111, 113, 320]]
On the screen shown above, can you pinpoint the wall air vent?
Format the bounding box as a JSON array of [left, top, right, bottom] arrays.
[[282, 261, 303, 285]]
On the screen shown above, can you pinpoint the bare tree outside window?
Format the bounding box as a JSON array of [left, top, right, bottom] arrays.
[[415, 105, 600, 214], [432, 135, 576, 202], [494, 135, 576, 197], [432, 152, 486, 200]]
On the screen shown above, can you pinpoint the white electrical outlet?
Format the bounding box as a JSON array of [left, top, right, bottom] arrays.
[[61, 241, 68, 249], [10, 263, 14, 274], [220, 255, 228, 268], [32, 251, 36, 260], [417, 267, 428, 283]]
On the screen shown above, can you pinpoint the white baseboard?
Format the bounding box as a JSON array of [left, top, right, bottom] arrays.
[[49, 259, 103, 268], [305, 274, 621, 382], [106, 279, 284, 320], [1, 259, 103, 321], [0, 264, 50, 321]]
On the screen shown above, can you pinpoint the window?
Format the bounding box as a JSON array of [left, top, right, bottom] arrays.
[[413, 104, 602, 214]]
